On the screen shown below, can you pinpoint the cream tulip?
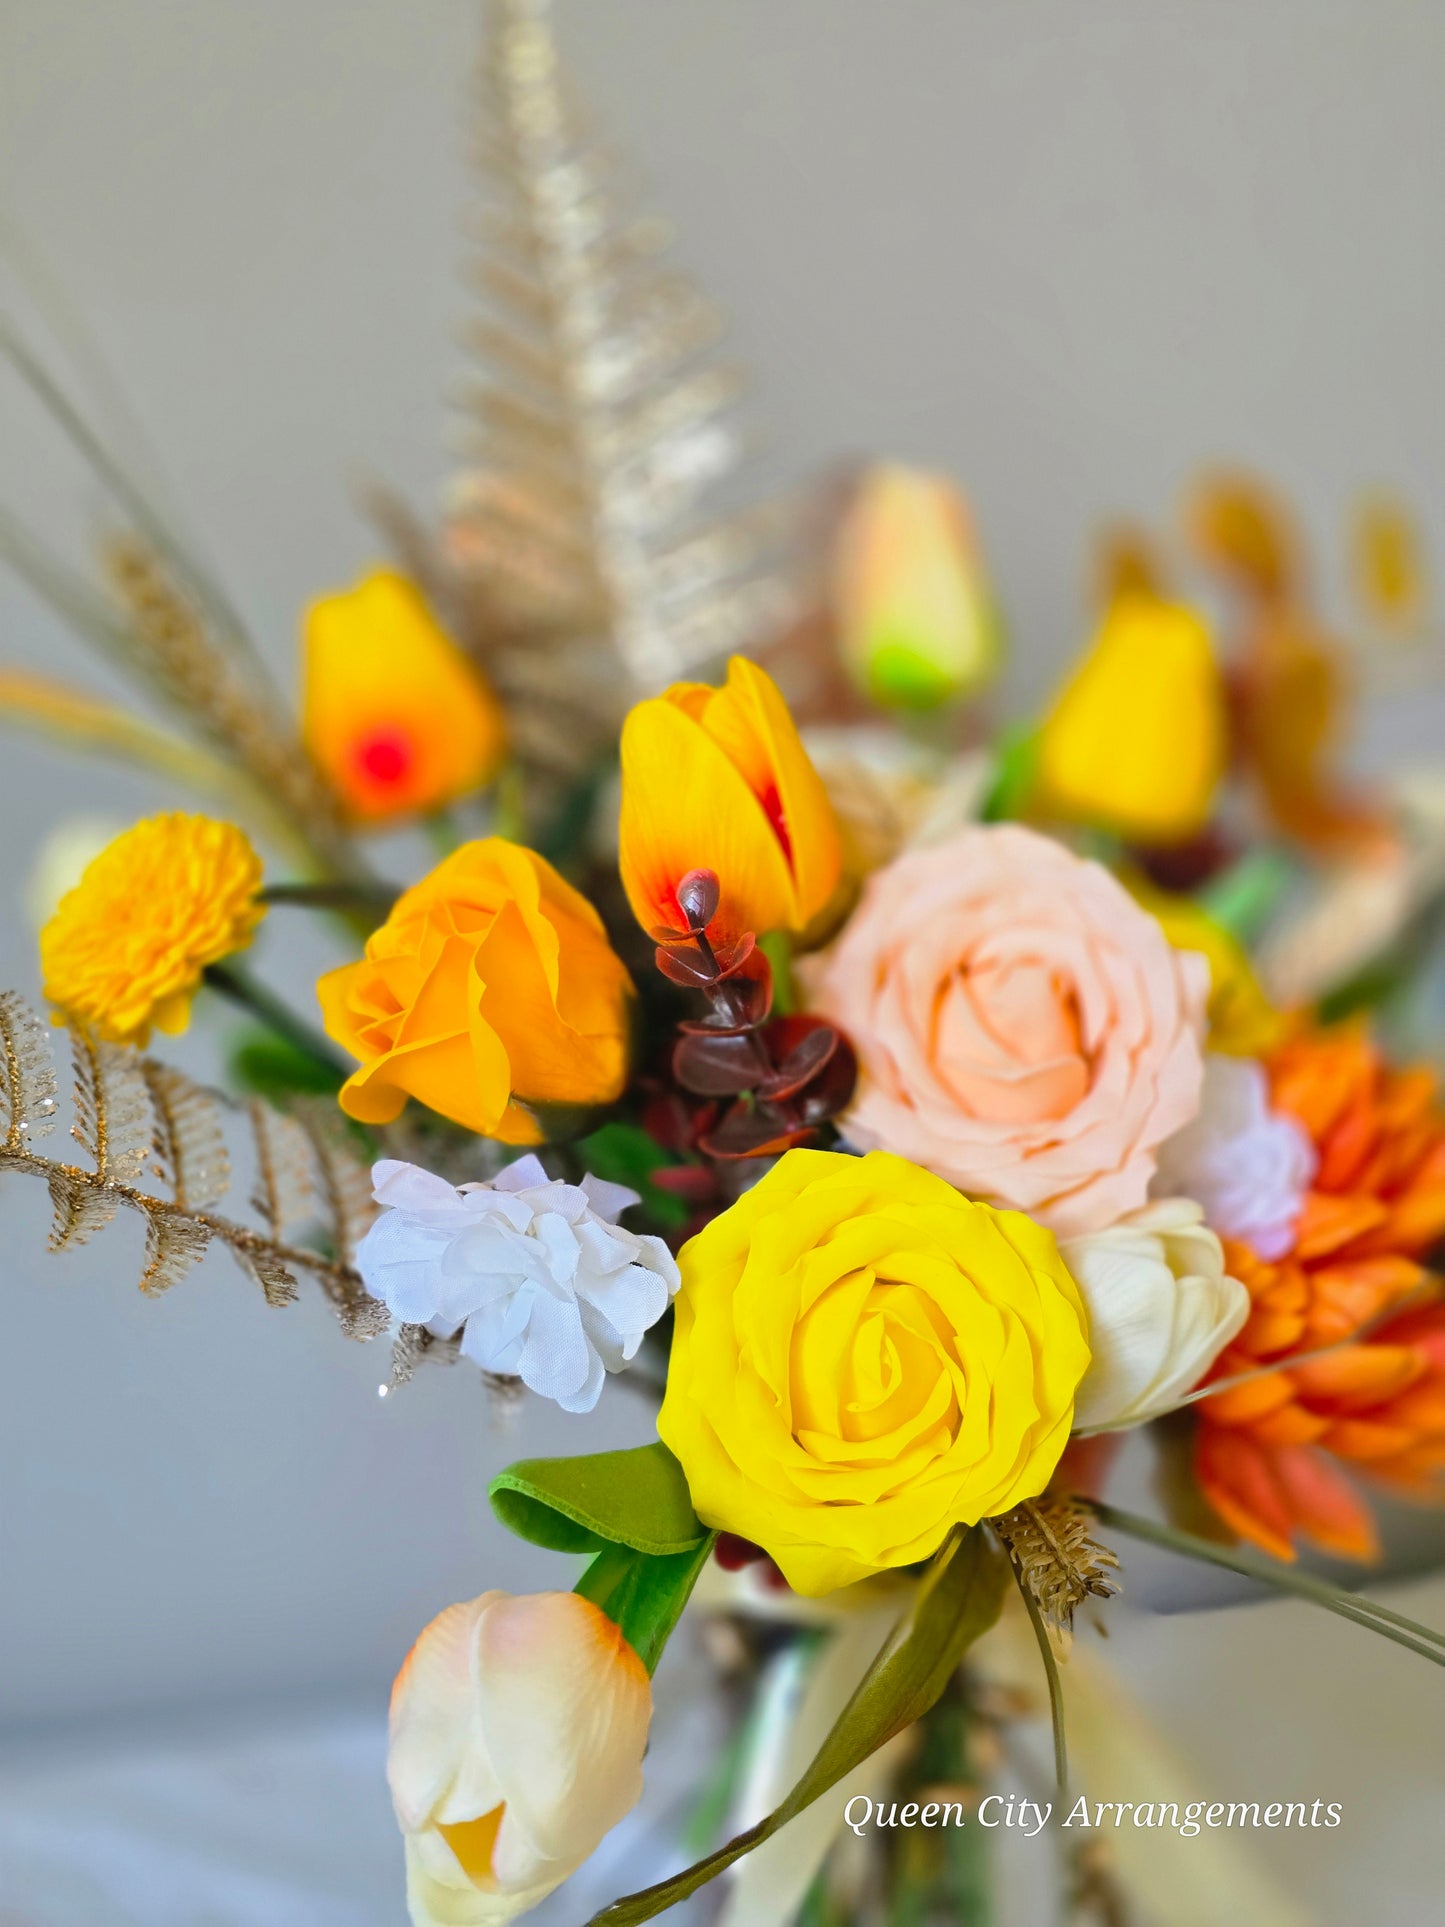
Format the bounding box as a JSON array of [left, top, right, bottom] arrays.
[[388, 1589, 652, 1925], [1062, 1201, 1249, 1431]]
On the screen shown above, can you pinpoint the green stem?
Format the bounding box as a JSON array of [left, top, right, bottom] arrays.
[[1088, 1500, 1445, 1665], [261, 880, 397, 918], [202, 963, 349, 1079], [1009, 1558, 1068, 1791]]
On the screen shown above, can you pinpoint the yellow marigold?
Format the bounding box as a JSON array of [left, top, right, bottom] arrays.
[[1130, 881, 1287, 1058], [658, 1148, 1090, 1595], [303, 567, 506, 824], [318, 838, 632, 1143], [40, 813, 264, 1044]]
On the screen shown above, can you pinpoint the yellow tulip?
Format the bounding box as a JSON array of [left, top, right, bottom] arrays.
[[618, 655, 842, 940], [318, 838, 632, 1142], [1035, 595, 1226, 845], [303, 568, 506, 824], [832, 463, 1001, 709]]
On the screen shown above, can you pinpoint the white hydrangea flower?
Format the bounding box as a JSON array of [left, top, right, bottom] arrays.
[[356, 1155, 681, 1414], [1152, 1053, 1316, 1260], [1063, 1199, 1250, 1431]]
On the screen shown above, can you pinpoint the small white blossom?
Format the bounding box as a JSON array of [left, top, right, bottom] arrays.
[[1152, 1053, 1316, 1261], [357, 1155, 680, 1414], [1063, 1199, 1250, 1430]]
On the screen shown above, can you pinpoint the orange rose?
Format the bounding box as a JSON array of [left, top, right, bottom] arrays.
[[303, 568, 506, 824], [618, 656, 842, 940], [318, 839, 632, 1143]]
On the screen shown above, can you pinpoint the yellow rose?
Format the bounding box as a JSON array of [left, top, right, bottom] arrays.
[[318, 838, 632, 1143], [658, 1148, 1090, 1595]]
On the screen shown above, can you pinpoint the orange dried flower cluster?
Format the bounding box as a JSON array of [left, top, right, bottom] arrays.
[[1196, 1024, 1445, 1560]]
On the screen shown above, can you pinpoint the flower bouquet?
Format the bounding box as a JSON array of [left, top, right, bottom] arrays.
[[3, 4, 1445, 1924]]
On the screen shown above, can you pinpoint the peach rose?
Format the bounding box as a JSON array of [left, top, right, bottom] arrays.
[[803, 824, 1208, 1236]]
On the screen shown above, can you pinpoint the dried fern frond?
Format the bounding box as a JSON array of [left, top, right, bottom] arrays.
[[376, 0, 789, 784], [142, 1060, 231, 1211], [70, 1026, 151, 1184], [0, 988, 59, 1153], [0, 991, 379, 1333], [101, 536, 357, 877], [991, 1495, 1122, 1633]]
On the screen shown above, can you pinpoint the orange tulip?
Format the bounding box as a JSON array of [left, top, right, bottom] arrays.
[[1195, 1024, 1445, 1560], [303, 568, 506, 824], [618, 655, 842, 941]]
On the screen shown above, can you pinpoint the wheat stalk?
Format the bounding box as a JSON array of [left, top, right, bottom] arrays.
[[991, 1495, 1122, 1634]]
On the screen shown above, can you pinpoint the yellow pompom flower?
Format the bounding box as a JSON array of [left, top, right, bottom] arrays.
[[303, 567, 506, 824], [319, 838, 632, 1143], [40, 813, 265, 1044], [1130, 881, 1288, 1058], [1035, 595, 1226, 845], [658, 1148, 1090, 1595], [832, 463, 1002, 710]]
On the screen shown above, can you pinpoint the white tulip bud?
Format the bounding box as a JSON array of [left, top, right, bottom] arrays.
[[389, 1589, 652, 1925]]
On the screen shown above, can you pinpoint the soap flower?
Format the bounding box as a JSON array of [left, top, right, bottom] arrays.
[[618, 655, 842, 942], [1034, 595, 1226, 845], [1153, 1054, 1315, 1261], [303, 567, 506, 824], [831, 463, 1001, 710], [389, 1588, 651, 1926], [1130, 882, 1287, 1058], [1195, 1023, 1445, 1560], [658, 1148, 1090, 1595], [40, 812, 264, 1045], [1062, 1200, 1248, 1431], [319, 838, 631, 1144], [357, 1155, 680, 1413], [803, 825, 1208, 1237]]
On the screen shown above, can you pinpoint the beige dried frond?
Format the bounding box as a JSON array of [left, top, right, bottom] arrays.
[[69, 1027, 151, 1184], [292, 1100, 378, 1265], [0, 991, 376, 1326], [991, 1495, 1121, 1633], [376, 0, 788, 778], [0, 989, 59, 1153], [100, 535, 358, 877], [247, 1100, 320, 1242], [138, 1209, 212, 1295], [143, 1060, 230, 1210]]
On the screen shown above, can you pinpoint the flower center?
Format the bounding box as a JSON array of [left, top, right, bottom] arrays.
[[355, 725, 415, 788]]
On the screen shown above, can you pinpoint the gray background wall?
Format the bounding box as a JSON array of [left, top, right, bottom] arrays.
[[1, 3, 1443, 1920]]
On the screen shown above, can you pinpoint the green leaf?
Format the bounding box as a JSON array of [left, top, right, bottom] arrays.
[[978, 724, 1039, 824], [586, 1525, 1010, 1925], [228, 1028, 344, 1100], [575, 1120, 693, 1231], [1196, 847, 1297, 943], [575, 1533, 718, 1675], [489, 1442, 705, 1557]]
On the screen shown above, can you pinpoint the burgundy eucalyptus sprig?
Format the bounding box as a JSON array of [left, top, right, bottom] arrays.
[[649, 868, 857, 1160]]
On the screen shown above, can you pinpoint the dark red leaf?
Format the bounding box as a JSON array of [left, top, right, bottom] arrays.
[[714, 1533, 768, 1571], [699, 1102, 815, 1160], [673, 1030, 767, 1097], [655, 943, 716, 988], [710, 932, 757, 978], [648, 922, 697, 947], [676, 868, 721, 931], [649, 1163, 718, 1203], [757, 1024, 837, 1101], [798, 1029, 858, 1122]]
